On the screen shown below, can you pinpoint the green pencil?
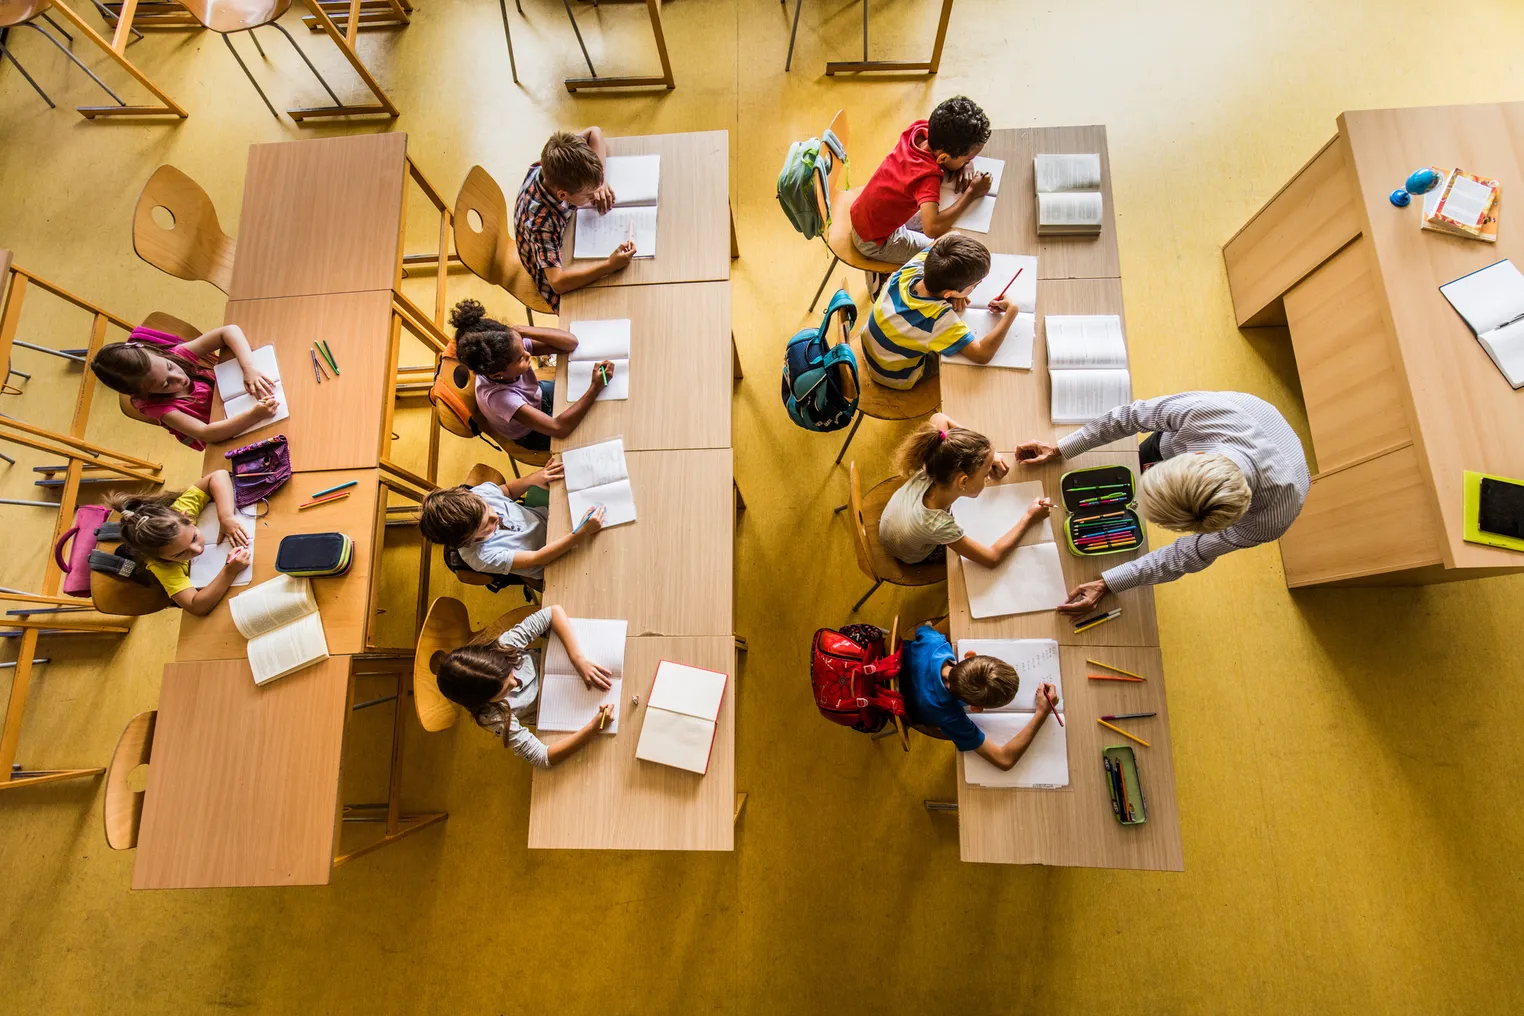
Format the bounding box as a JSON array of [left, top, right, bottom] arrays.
[[317, 340, 340, 376]]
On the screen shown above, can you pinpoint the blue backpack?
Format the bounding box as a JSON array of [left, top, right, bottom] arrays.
[[782, 289, 859, 432], [776, 130, 847, 240]]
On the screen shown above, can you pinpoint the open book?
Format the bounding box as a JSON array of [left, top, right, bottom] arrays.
[[955, 639, 1062, 712], [634, 660, 728, 775], [573, 154, 660, 260], [562, 437, 637, 528], [1047, 315, 1131, 423], [536, 617, 627, 734], [944, 253, 1039, 369], [228, 574, 329, 685], [188, 501, 254, 589], [1440, 259, 1524, 388], [937, 155, 1005, 233], [949, 481, 1068, 618], [1035, 153, 1103, 235], [214, 345, 289, 438], [565, 319, 631, 402], [962, 711, 1069, 788]]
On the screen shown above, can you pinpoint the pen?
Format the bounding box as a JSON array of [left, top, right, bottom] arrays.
[[310, 348, 322, 384], [311, 480, 358, 499], [1101, 712, 1157, 721], [992, 267, 1023, 305], [1072, 607, 1121, 629], [572, 505, 601, 533], [1097, 718, 1150, 748]]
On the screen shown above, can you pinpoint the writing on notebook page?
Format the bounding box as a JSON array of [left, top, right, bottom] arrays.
[[537, 617, 627, 734], [944, 253, 1039, 369], [573, 154, 660, 260], [565, 319, 632, 402], [214, 345, 289, 438], [562, 437, 637, 528], [937, 155, 1006, 233], [955, 639, 1061, 712], [188, 502, 254, 589]]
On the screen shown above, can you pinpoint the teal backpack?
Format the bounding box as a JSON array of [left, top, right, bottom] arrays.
[[776, 130, 846, 240], [782, 289, 859, 433]]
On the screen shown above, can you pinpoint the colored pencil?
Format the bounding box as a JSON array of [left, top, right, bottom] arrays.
[[1101, 712, 1156, 721], [313, 346, 331, 380], [1068, 483, 1130, 492], [1116, 756, 1133, 820], [319, 340, 340, 375], [991, 267, 1023, 305], [1088, 658, 1146, 680], [1097, 718, 1150, 748], [598, 709, 607, 731], [298, 491, 351, 510], [1088, 674, 1145, 682], [1072, 608, 1121, 631], [1045, 685, 1063, 727], [311, 479, 358, 499], [310, 348, 322, 384]]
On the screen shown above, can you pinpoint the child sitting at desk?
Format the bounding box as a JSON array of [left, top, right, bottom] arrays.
[[514, 127, 635, 313], [862, 234, 1020, 390], [451, 299, 612, 452], [105, 470, 249, 616], [850, 95, 993, 266], [431, 603, 612, 768], [880, 412, 1051, 568], [90, 323, 279, 451], [900, 623, 1058, 769], [418, 463, 603, 584]]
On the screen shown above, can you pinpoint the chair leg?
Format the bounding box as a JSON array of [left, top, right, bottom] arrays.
[[223, 32, 280, 119], [270, 22, 344, 107], [808, 254, 840, 312], [0, 35, 55, 108], [832, 502, 849, 514], [852, 578, 883, 613], [508, 457, 521, 479], [248, 25, 267, 58], [84, 1, 143, 43], [784, 0, 803, 71], [526, 308, 535, 326], [834, 411, 863, 466], [0, 450, 15, 466], [39, 12, 73, 43], [497, 0, 518, 84], [18, 23, 125, 105], [560, 0, 596, 76]]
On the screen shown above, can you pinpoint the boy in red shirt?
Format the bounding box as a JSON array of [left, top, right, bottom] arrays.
[[849, 96, 993, 266]]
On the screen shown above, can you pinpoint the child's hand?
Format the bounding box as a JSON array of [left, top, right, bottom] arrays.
[[608, 241, 635, 270], [243, 371, 276, 398], [967, 172, 992, 198], [1026, 496, 1053, 520], [1034, 682, 1058, 717], [949, 295, 970, 314], [591, 361, 616, 390], [539, 456, 565, 485], [989, 454, 1010, 481], [585, 703, 614, 731], [248, 395, 280, 422], [987, 296, 1015, 316], [592, 183, 617, 214], [575, 505, 606, 538], [218, 514, 250, 548], [574, 655, 614, 690], [223, 546, 251, 573]]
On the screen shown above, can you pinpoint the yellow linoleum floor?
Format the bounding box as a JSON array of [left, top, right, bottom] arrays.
[[1, 1, 1522, 1012]]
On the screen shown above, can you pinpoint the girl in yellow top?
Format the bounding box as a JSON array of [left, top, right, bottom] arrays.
[[105, 470, 249, 616]]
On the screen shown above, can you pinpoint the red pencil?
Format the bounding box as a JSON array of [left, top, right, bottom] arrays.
[[992, 267, 1023, 305], [1047, 685, 1064, 727]]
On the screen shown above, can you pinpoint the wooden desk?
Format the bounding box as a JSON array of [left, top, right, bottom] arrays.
[[1223, 103, 1524, 586], [528, 636, 734, 850], [545, 449, 734, 637], [562, 132, 732, 289], [553, 282, 732, 452]]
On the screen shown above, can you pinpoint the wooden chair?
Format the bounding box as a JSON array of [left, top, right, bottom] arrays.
[[132, 166, 237, 293], [834, 324, 940, 464], [0, 0, 128, 110], [833, 461, 945, 612], [175, 0, 345, 120], [414, 596, 541, 732], [90, 568, 172, 616], [116, 311, 202, 425], [103, 710, 156, 849], [808, 109, 902, 312], [453, 165, 555, 324]]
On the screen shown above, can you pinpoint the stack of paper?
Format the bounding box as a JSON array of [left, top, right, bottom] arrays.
[[214, 345, 289, 438], [1035, 154, 1103, 235], [1046, 314, 1131, 423], [962, 712, 1069, 788], [573, 154, 660, 260], [565, 319, 632, 402], [634, 660, 728, 774], [188, 502, 254, 589], [949, 481, 1068, 618], [937, 156, 1006, 233], [562, 437, 637, 528], [536, 617, 627, 734], [944, 253, 1039, 369]]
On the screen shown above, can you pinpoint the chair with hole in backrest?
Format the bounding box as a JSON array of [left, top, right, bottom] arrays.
[[175, 0, 347, 122], [454, 165, 556, 324], [0, 0, 130, 111], [414, 597, 542, 732], [832, 316, 940, 465], [833, 461, 946, 612], [429, 342, 552, 480], [806, 109, 902, 313], [103, 710, 156, 849], [133, 166, 238, 293]]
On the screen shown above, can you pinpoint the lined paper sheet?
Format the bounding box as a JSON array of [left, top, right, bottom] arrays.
[[962, 712, 1069, 788], [955, 639, 1062, 712], [566, 319, 632, 402], [189, 502, 254, 589], [573, 206, 657, 259], [938, 156, 1006, 233], [563, 437, 628, 491], [950, 482, 1068, 619], [538, 617, 627, 734], [944, 253, 1039, 368], [213, 345, 289, 436]]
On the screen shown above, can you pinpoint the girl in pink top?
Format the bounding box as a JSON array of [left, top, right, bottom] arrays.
[[91, 324, 279, 451]]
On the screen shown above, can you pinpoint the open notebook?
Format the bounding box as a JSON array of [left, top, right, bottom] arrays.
[[1035, 153, 1103, 235], [1439, 259, 1524, 388], [962, 711, 1069, 788], [955, 639, 1062, 712], [937, 155, 1005, 233], [536, 617, 627, 734], [562, 437, 637, 528], [1047, 314, 1131, 423], [949, 481, 1068, 618], [573, 154, 660, 260], [188, 502, 254, 589], [634, 660, 728, 775], [565, 319, 631, 402], [214, 345, 289, 438], [944, 253, 1039, 369], [228, 574, 329, 685]]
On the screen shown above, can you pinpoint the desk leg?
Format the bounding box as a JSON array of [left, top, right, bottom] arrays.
[[46, 0, 188, 117], [564, 0, 675, 92], [734, 478, 746, 512], [824, 0, 954, 76], [734, 792, 747, 822], [923, 800, 958, 812], [731, 332, 744, 381], [729, 201, 740, 259], [288, 0, 399, 119]]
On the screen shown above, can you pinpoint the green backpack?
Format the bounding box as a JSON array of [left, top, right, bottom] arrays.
[[776, 130, 846, 240]]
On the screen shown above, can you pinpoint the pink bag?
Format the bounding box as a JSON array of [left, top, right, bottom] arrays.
[[54, 504, 113, 597]]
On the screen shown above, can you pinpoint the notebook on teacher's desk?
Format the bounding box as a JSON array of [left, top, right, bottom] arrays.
[[1439, 259, 1524, 389], [573, 154, 660, 260], [634, 660, 728, 775], [228, 574, 329, 685]]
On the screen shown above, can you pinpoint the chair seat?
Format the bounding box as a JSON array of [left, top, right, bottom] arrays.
[[826, 187, 906, 275], [502, 440, 551, 467], [0, 0, 52, 29], [179, 0, 293, 32], [848, 332, 941, 421], [860, 475, 948, 587]]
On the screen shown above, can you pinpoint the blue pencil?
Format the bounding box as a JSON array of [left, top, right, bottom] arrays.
[[310, 480, 358, 499]]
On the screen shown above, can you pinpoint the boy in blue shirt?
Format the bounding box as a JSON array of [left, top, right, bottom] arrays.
[[900, 624, 1057, 769]]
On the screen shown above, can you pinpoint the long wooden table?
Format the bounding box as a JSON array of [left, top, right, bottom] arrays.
[[1224, 102, 1524, 587], [938, 126, 1182, 870]]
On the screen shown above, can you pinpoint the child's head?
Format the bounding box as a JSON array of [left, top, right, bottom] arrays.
[[104, 490, 202, 562], [91, 342, 207, 399], [450, 299, 532, 383], [947, 653, 1020, 708], [419, 486, 492, 548], [539, 131, 605, 206], [922, 234, 990, 298], [926, 96, 991, 169], [430, 643, 525, 709], [1139, 452, 1251, 534], [897, 420, 998, 497]]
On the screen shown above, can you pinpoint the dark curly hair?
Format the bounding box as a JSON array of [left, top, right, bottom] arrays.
[[449, 298, 523, 377], [926, 96, 991, 158]]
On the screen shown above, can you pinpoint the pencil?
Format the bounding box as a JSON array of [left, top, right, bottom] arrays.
[[1102, 712, 1157, 721], [1088, 674, 1145, 682], [310, 348, 322, 384], [311, 479, 358, 499], [1072, 608, 1121, 632], [598, 709, 607, 731], [1046, 685, 1064, 727], [992, 267, 1023, 305], [1097, 718, 1150, 748], [313, 345, 331, 380], [320, 340, 340, 375], [1087, 658, 1146, 681], [298, 491, 351, 510]]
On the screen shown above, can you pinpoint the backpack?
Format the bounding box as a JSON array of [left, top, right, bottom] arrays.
[[430, 342, 484, 439], [782, 288, 859, 432], [776, 129, 846, 240], [811, 624, 906, 734]]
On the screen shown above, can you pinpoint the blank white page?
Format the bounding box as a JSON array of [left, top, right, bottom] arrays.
[[634, 707, 715, 774], [566, 359, 630, 402], [938, 157, 1006, 234], [1046, 315, 1127, 369], [944, 312, 1034, 369], [969, 253, 1037, 315], [562, 438, 628, 491], [646, 660, 728, 720], [568, 319, 632, 362], [216, 346, 289, 436], [955, 639, 1061, 712], [189, 501, 253, 589], [574, 206, 657, 259], [1441, 259, 1524, 336], [568, 479, 637, 529], [1050, 368, 1132, 424], [1034, 153, 1101, 193], [960, 542, 1068, 619], [963, 712, 1069, 788], [949, 480, 1053, 548], [602, 154, 661, 206], [536, 675, 622, 734]]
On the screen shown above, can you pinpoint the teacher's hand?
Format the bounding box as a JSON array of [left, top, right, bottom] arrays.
[[1057, 579, 1108, 615]]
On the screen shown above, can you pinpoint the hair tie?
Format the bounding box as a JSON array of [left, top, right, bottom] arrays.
[[937, 430, 947, 441], [120, 509, 135, 520]]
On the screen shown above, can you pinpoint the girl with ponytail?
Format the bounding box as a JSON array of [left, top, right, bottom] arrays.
[[105, 469, 249, 615]]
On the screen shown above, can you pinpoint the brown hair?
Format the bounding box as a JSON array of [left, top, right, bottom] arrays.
[[91, 342, 211, 399], [947, 654, 1019, 709], [895, 420, 993, 486], [540, 131, 604, 195], [103, 489, 195, 559], [450, 299, 524, 377], [419, 487, 487, 547], [429, 643, 525, 710], [923, 234, 990, 293]]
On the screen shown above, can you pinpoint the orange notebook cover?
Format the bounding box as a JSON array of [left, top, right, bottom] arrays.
[[1423, 167, 1501, 242]]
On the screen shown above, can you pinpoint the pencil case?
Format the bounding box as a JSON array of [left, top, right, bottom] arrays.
[[1102, 745, 1147, 826], [275, 533, 353, 577], [1060, 464, 1143, 556]]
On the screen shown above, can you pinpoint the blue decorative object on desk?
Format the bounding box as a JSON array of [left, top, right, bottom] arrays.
[[1406, 167, 1442, 195], [1390, 188, 1412, 208]]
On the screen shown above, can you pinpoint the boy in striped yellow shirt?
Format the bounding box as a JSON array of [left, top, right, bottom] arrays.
[[861, 234, 1021, 390]]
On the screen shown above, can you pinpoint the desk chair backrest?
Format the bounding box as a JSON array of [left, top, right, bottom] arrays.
[[820, 109, 851, 218], [177, 0, 294, 32], [103, 710, 156, 849], [414, 597, 545, 732], [133, 166, 237, 293], [0, 0, 52, 28], [115, 311, 204, 425], [454, 167, 552, 315], [846, 460, 880, 583]]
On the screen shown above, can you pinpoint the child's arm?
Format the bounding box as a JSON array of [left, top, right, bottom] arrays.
[[179, 325, 275, 397], [206, 470, 250, 548], [518, 325, 579, 354], [499, 505, 605, 573], [510, 363, 614, 439], [973, 683, 1056, 770], [917, 173, 992, 238], [544, 244, 634, 294], [545, 603, 614, 689], [546, 704, 614, 765], [160, 397, 279, 443], [500, 456, 562, 501], [171, 546, 250, 617], [953, 299, 1020, 365], [948, 496, 1052, 568], [579, 126, 616, 213]]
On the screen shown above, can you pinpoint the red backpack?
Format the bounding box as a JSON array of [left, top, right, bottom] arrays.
[[811, 623, 906, 734]]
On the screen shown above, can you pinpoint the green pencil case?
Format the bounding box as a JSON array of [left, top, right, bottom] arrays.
[[1102, 745, 1147, 826], [1060, 464, 1143, 557], [275, 533, 353, 577]]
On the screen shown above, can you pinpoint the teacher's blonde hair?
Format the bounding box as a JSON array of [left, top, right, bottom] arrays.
[[1139, 453, 1251, 534]]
